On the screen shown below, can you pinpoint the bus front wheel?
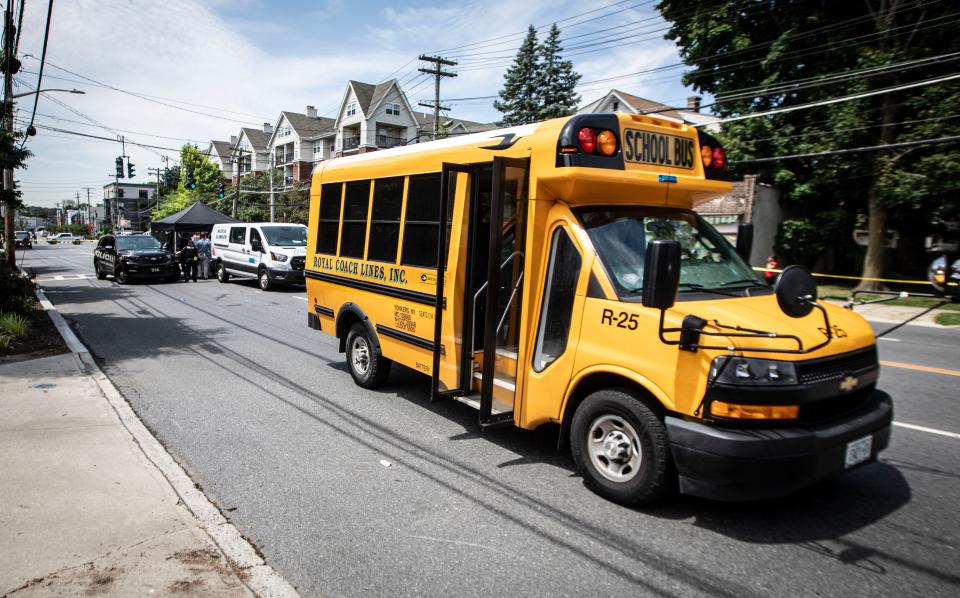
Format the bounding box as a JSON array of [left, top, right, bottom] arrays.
[[571, 389, 672, 506], [345, 323, 391, 389]]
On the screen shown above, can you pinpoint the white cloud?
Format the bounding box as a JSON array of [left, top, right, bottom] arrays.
[[14, 0, 692, 208]]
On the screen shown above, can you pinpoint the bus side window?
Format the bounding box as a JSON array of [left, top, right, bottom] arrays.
[[368, 176, 404, 263], [533, 227, 582, 372], [340, 180, 371, 259], [317, 182, 343, 255], [401, 173, 442, 268]]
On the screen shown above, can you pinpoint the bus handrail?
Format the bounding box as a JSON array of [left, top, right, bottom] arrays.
[[471, 251, 524, 361]]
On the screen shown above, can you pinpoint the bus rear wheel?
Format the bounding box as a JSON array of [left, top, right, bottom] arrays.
[[571, 388, 672, 506], [345, 323, 391, 389]]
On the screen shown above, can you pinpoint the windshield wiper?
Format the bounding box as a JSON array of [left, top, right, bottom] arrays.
[[678, 283, 741, 297], [718, 278, 768, 288]]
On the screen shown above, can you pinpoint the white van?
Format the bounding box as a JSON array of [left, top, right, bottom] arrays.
[[211, 222, 307, 291]]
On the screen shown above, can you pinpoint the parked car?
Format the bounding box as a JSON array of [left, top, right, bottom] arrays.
[[211, 222, 307, 291], [14, 231, 32, 249], [50, 232, 82, 243], [94, 233, 179, 284]]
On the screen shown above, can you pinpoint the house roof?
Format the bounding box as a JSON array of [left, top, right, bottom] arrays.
[[282, 111, 335, 137], [238, 127, 271, 151], [209, 140, 233, 160], [415, 112, 497, 134], [346, 79, 404, 117], [610, 89, 683, 119]]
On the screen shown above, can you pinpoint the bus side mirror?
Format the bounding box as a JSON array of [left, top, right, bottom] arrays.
[[642, 240, 681, 310], [736, 222, 754, 262]]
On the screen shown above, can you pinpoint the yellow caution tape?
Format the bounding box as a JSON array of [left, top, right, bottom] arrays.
[[752, 267, 939, 286]]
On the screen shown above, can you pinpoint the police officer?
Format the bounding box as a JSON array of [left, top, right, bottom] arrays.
[[180, 240, 199, 282]]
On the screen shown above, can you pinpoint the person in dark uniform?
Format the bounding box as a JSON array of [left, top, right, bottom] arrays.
[[179, 240, 199, 282]]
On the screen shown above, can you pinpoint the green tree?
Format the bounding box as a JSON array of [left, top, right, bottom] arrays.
[[2, 127, 32, 269], [494, 25, 541, 126], [657, 0, 960, 288], [151, 145, 223, 219], [536, 24, 581, 121]]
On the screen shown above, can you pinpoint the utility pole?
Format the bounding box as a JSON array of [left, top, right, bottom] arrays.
[[3, 5, 16, 268], [84, 187, 92, 234], [269, 153, 275, 223], [417, 54, 457, 140]]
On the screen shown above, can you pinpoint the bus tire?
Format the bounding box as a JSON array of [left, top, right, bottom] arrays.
[[346, 323, 391, 389], [217, 262, 230, 283], [571, 388, 671, 506]]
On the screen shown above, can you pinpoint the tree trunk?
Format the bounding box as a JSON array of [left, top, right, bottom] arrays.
[[856, 1, 898, 292], [858, 184, 887, 291]]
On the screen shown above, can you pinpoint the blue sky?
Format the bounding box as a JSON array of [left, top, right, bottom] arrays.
[[13, 0, 700, 208]]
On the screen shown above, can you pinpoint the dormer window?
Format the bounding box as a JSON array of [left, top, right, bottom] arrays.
[[346, 102, 357, 117], [386, 102, 400, 116]]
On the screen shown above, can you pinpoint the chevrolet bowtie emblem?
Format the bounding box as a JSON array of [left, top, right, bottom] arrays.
[[840, 375, 859, 392]]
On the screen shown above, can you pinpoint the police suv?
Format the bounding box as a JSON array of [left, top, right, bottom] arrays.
[[210, 222, 307, 291], [94, 233, 179, 284]]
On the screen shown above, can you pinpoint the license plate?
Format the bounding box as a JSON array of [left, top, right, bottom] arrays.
[[844, 435, 873, 469], [151, 267, 160, 273]]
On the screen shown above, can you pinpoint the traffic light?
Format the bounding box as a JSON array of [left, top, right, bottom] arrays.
[[186, 172, 197, 190], [127, 160, 135, 178], [216, 183, 226, 199], [115, 156, 124, 178]]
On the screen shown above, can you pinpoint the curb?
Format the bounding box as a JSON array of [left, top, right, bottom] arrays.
[[35, 288, 299, 598]]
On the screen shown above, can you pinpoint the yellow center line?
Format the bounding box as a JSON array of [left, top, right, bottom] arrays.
[[881, 360, 960, 377]]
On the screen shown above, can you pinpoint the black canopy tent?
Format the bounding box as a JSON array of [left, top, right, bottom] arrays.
[[150, 202, 238, 250]]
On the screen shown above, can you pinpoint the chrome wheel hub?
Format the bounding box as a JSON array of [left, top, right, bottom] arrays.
[[351, 336, 370, 375], [587, 414, 642, 483]]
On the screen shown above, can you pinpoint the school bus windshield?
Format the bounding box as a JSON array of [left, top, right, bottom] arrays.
[[576, 206, 763, 297]]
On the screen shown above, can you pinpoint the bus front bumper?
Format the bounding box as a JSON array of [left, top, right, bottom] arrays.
[[665, 390, 892, 502]]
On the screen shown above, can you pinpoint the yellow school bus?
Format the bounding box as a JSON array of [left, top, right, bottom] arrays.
[[305, 113, 892, 505]]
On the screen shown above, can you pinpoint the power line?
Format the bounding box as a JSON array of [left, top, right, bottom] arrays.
[[705, 73, 960, 126], [732, 134, 960, 164], [20, 0, 54, 149], [21, 55, 267, 126]]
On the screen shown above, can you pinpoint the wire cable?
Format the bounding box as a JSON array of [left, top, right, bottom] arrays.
[[20, 0, 54, 149]]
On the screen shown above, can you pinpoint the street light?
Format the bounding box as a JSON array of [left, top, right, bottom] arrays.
[[11, 88, 85, 99]]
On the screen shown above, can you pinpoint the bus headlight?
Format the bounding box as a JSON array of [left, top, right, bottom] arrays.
[[709, 356, 798, 385]]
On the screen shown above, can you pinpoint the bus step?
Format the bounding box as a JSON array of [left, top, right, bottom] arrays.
[[453, 393, 509, 416]]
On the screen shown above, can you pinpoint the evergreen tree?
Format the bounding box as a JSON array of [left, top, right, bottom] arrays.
[[536, 24, 581, 121], [494, 26, 541, 126]]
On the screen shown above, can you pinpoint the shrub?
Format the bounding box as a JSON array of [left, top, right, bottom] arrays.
[[0, 312, 30, 339], [0, 263, 36, 315]]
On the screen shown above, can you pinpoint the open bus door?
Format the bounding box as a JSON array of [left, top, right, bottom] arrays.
[[432, 158, 530, 428]]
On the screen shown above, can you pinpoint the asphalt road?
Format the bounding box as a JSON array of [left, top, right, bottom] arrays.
[[20, 243, 960, 597]]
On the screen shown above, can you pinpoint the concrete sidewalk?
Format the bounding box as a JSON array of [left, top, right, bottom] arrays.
[[0, 292, 298, 596]]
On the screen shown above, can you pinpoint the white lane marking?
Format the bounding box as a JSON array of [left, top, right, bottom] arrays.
[[292, 296, 307, 301], [879, 337, 900, 342], [893, 421, 960, 440]]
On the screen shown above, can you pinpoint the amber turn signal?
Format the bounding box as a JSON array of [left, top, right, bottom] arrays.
[[596, 130, 618, 156], [701, 145, 713, 168], [709, 400, 798, 420]]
